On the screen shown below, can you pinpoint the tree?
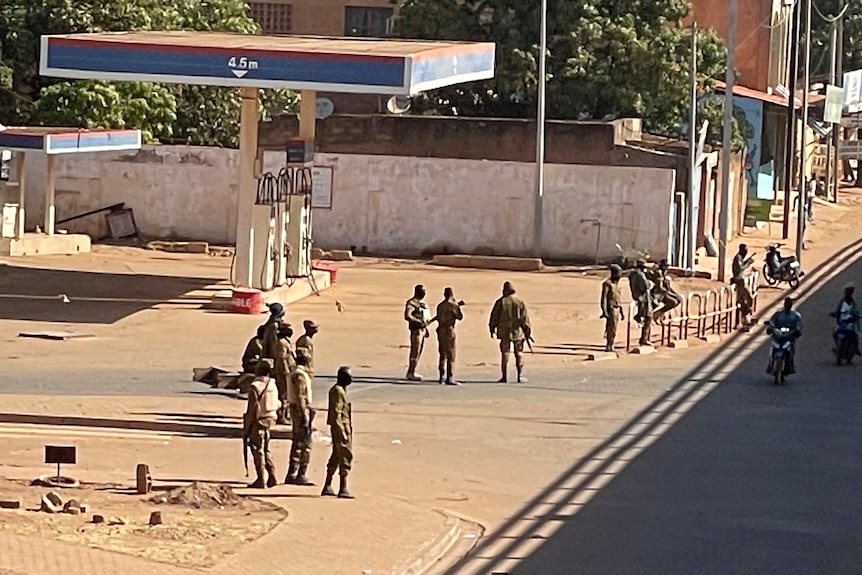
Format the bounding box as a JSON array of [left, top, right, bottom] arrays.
[[399, 0, 727, 136], [0, 0, 297, 147]]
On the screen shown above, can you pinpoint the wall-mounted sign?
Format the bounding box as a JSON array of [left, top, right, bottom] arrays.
[[311, 166, 334, 209]]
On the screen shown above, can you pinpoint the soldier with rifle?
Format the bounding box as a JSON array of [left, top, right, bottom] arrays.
[[243, 360, 279, 489], [489, 281, 532, 383]]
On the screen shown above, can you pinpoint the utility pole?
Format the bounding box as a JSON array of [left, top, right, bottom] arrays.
[[533, 0, 548, 259], [825, 19, 838, 200], [686, 22, 698, 271], [832, 12, 844, 202], [782, 0, 801, 239], [795, 0, 812, 261], [718, 0, 737, 284]]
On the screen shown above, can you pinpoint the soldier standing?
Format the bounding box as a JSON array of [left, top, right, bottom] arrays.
[[732, 244, 755, 326], [489, 281, 531, 383], [628, 259, 654, 346], [651, 259, 682, 320], [241, 326, 265, 375], [295, 320, 318, 375], [285, 353, 314, 486], [273, 324, 297, 425], [435, 287, 464, 385], [404, 284, 431, 381], [243, 360, 279, 489], [261, 302, 285, 361], [321, 366, 355, 499], [600, 265, 625, 353]]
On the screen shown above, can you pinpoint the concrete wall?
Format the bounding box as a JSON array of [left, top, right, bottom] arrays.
[[19, 146, 676, 261], [285, 153, 676, 261], [21, 147, 240, 243]]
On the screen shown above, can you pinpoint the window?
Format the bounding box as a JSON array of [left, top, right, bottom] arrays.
[[344, 6, 394, 37], [248, 2, 293, 34]]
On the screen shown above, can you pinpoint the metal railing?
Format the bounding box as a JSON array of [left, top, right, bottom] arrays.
[[624, 272, 760, 352]]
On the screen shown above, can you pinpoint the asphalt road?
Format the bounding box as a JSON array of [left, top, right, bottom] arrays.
[[447, 256, 862, 574]]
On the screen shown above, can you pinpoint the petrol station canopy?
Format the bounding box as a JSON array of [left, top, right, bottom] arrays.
[[40, 31, 496, 95], [0, 127, 142, 154]]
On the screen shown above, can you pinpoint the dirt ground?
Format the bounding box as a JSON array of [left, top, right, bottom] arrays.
[[0, 479, 286, 570]]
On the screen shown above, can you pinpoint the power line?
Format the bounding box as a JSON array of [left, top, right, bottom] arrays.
[[812, 0, 848, 23]]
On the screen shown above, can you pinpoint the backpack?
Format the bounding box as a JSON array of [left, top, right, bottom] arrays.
[[252, 378, 280, 419]]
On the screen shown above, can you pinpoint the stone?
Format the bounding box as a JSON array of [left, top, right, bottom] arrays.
[[149, 511, 163, 526], [92, 514, 105, 524], [80, 503, 88, 513], [700, 334, 722, 344], [0, 499, 22, 510], [586, 351, 618, 361], [40, 492, 63, 514], [668, 340, 689, 349], [328, 249, 354, 262], [630, 345, 657, 355], [108, 516, 128, 526], [63, 499, 82, 515]]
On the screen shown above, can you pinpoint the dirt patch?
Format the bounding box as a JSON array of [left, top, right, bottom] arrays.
[[150, 482, 243, 509], [0, 478, 286, 570]]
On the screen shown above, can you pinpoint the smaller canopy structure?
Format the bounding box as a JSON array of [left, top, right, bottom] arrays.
[[0, 127, 142, 155], [0, 127, 142, 255]]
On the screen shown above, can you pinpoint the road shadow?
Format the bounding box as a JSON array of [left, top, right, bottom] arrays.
[[0, 264, 220, 324], [443, 237, 862, 575], [0, 412, 292, 440]]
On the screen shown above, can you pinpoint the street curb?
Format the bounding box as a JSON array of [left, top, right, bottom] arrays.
[[431, 254, 543, 272], [393, 513, 462, 575]]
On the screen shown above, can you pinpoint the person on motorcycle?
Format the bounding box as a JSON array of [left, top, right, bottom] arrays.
[[767, 297, 802, 374], [831, 285, 860, 356]]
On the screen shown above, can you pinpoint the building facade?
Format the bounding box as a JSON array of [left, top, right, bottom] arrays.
[[688, 0, 793, 93], [247, 0, 397, 36]]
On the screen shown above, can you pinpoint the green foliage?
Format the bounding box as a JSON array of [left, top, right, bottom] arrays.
[[0, 0, 297, 147], [399, 0, 727, 135], [698, 96, 752, 152]]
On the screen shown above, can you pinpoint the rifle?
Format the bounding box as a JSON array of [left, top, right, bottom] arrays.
[[524, 326, 535, 353], [241, 412, 250, 477]]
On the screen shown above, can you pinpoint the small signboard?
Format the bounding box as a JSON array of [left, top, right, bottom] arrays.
[[825, 85, 844, 124], [311, 166, 334, 210], [45, 445, 76, 465]]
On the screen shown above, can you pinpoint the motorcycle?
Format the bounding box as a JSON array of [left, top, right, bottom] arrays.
[[834, 317, 859, 366], [766, 324, 795, 385], [762, 243, 802, 289]]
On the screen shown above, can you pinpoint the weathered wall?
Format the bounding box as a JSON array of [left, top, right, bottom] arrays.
[[22, 147, 240, 243], [21, 146, 675, 261], [283, 152, 675, 261]]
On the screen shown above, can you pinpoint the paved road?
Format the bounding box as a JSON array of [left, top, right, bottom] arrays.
[[447, 257, 862, 574]]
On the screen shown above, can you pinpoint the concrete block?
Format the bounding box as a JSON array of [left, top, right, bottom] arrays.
[[700, 334, 721, 344], [149, 511, 164, 525], [432, 254, 543, 272], [668, 339, 688, 349], [310, 248, 326, 260], [586, 351, 618, 361], [328, 249, 354, 262], [0, 499, 22, 510], [1, 233, 91, 257], [63, 500, 82, 515], [41, 492, 63, 513], [630, 345, 656, 355]]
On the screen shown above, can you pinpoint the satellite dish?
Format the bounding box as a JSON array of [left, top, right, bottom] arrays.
[[386, 96, 412, 115], [315, 98, 335, 120]]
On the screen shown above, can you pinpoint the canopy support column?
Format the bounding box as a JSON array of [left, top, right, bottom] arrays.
[[44, 155, 56, 235], [233, 87, 261, 288], [15, 152, 26, 239]]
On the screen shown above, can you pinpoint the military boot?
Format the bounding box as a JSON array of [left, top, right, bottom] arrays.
[[604, 343, 615, 353], [294, 465, 315, 486], [337, 475, 355, 499], [284, 462, 297, 485], [321, 471, 336, 497], [266, 464, 278, 488], [248, 462, 266, 489]]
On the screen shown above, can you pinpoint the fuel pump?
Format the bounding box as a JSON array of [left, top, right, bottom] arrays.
[[284, 139, 314, 278]]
